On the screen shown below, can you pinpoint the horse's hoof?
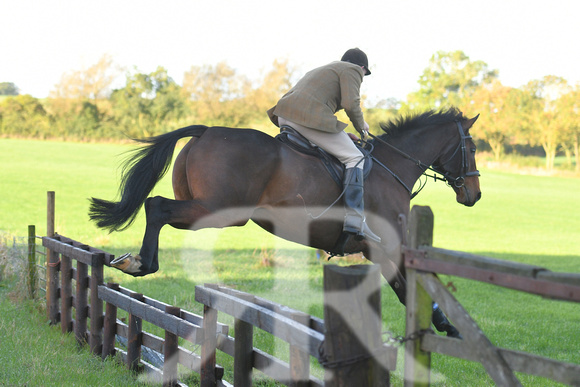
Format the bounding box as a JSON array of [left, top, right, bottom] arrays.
[[110, 253, 142, 274], [446, 326, 463, 339]]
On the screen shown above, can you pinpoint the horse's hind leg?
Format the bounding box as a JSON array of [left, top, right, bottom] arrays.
[[139, 196, 213, 276], [113, 196, 182, 276], [114, 195, 251, 276]]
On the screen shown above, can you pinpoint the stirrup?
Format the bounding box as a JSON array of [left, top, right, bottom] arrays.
[[343, 222, 381, 243]]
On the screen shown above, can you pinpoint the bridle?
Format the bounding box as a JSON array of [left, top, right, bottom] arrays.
[[367, 120, 480, 198], [429, 120, 481, 188]]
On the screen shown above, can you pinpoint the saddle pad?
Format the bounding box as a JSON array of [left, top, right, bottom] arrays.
[[276, 126, 373, 187]]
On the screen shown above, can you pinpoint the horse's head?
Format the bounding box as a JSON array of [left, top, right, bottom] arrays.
[[432, 115, 481, 207]]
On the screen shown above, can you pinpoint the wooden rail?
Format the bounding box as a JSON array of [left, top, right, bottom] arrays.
[[403, 205, 580, 386]]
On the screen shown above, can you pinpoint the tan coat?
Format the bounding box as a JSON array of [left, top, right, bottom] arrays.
[[267, 61, 366, 133]]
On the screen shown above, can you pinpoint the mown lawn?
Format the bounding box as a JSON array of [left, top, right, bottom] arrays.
[[1, 138, 579, 386]]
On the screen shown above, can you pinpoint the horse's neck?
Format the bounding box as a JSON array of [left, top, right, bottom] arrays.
[[382, 126, 450, 186]]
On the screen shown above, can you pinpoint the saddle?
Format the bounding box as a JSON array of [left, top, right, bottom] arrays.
[[275, 125, 373, 187]]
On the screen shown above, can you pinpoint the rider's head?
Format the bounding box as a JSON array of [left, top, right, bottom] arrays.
[[341, 48, 371, 76]]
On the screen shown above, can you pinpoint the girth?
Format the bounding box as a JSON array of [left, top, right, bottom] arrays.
[[275, 125, 373, 187]]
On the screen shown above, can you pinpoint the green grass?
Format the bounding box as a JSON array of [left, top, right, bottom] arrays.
[[0, 277, 146, 386], [1, 138, 580, 386]]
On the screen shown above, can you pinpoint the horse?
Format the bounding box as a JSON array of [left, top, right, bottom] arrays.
[[89, 108, 481, 337]]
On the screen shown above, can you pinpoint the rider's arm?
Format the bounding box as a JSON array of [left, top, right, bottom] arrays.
[[339, 66, 366, 134]]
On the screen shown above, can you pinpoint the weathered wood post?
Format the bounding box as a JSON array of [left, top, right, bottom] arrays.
[[27, 225, 37, 299], [322, 264, 389, 386], [46, 191, 60, 324], [90, 252, 104, 355], [234, 293, 254, 387], [163, 305, 181, 387], [75, 259, 89, 346], [404, 205, 434, 386], [60, 249, 73, 334], [102, 282, 120, 359], [289, 310, 311, 387], [127, 292, 145, 372], [200, 304, 218, 387]]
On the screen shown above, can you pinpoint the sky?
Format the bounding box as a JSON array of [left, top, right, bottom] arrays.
[[1, 0, 579, 105]]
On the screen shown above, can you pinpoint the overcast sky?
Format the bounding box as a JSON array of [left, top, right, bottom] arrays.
[[1, 0, 579, 104]]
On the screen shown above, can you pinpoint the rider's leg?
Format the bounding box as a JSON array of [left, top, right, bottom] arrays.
[[277, 118, 380, 243], [278, 117, 363, 168], [341, 167, 381, 242]]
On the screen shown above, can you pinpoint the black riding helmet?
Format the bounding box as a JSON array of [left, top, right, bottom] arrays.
[[341, 48, 371, 76]]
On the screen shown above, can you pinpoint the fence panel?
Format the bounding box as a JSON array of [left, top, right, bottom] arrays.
[[404, 204, 580, 386]]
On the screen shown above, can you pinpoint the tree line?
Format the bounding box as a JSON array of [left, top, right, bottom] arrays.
[[1, 51, 578, 171]]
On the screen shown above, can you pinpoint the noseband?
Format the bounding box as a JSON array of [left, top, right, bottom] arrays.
[[367, 120, 480, 197]]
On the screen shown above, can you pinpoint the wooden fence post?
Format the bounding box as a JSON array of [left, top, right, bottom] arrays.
[[90, 253, 104, 355], [127, 292, 145, 372], [234, 293, 254, 387], [102, 282, 120, 359], [164, 305, 181, 387], [27, 225, 37, 299], [404, 205, 434, 387], [46, 191, 59, 324], [322, 264, 388, 386], [75, 260, 89, 346], [60, 250, 73, 334], [289, 310, 311, 387], [200, 304, 218, 387]]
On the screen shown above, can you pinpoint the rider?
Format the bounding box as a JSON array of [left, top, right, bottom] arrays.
[[267, 48, 381, 243]]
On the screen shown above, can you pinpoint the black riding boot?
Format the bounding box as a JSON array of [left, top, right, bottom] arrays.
[[343, 167, 381, 243], [432, 304, 462, 338]]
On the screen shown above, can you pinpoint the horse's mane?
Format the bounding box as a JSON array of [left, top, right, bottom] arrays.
[[378, 107, 465, 138]]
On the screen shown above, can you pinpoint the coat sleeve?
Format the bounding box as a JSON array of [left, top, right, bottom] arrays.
[[339, 67, 365, 133]]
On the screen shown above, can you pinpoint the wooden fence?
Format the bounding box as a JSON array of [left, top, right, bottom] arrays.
[[39, 188, 396, 387], [403, 205, 580, 386], [31, 192, 580, 386]]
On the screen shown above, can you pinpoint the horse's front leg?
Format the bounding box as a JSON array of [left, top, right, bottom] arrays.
[[375, 253, 461, 338]]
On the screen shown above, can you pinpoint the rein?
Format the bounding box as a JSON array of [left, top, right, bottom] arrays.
[[366, 120, 480, 198]]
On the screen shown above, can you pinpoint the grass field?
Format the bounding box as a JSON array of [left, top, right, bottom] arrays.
[[1, 137, 579, 386], [0, 279, 146, 386]]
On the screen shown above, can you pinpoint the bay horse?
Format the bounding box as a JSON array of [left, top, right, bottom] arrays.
[[89, 108, 481, 337]]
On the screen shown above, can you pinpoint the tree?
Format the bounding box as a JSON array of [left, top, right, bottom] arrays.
[[248, 60, 294, 111], [406, 50, 498, 110], [363, 97, 399, 135], [182, 62, 253, 127], [463, 80, 518, 160], [44, 98, 104, 140], [521, 76, 571, 171], [50, 53, 119, 100], [0, 95, 50, 137], [0, 82, 19, 96], [110, 67, 187, 137], [557, 86, 580, 171]]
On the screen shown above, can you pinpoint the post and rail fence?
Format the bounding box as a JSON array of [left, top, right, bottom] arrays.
[[21, 192, 580, 386], [403, 205, 580, 386], [34, 191, 396, 386], [39, 234, 396, 386]]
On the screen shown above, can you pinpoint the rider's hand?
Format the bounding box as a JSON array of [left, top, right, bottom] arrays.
[[360, 121, 370, 140]]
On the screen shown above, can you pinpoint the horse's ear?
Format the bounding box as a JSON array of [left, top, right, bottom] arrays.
[[464, 114, 480, 130]]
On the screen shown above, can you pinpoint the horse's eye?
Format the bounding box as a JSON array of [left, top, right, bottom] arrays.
[[471, 148, 476, 154]]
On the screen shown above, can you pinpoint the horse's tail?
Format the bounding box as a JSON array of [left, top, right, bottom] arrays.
[[89, 125, 209, 232]]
